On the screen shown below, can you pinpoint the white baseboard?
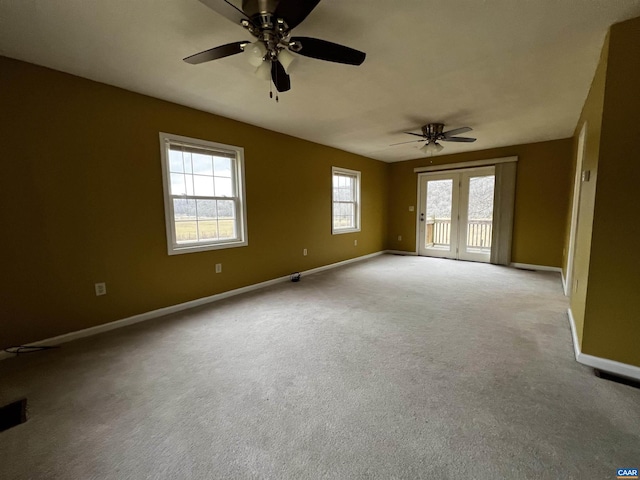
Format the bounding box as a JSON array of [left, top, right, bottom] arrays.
[[567, 308, 582, 359], [510, 262, 563, 273], [567, 308, 640, 382], [1, 251, 385, 361], [385, 250, 418, 256], [561, 272, 568, 296]]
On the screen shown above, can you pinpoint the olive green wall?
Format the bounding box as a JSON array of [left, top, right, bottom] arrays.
[[0, 56, 388, 348], [564, 35, 609, 348], [579, 17, 640, 367], [388, 139, 573, 267]]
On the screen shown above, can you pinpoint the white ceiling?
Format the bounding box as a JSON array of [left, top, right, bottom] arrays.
[[2, 0, 640, 162]]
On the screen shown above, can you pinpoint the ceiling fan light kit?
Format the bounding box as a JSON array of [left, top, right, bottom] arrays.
[[276, 48, 296, 73], [243, 41, 267, 67], [255, 60, 272, 80], [184, 0, 366, 95], [420, 142, 445, 154]]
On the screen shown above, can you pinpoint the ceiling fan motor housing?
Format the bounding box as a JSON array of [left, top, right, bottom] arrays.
[[242, 0, 280, 18], [422, 123, 445, 139]]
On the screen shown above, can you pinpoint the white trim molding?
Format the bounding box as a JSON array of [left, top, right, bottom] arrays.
[[510, 262, 563, 273], [0, 251, 385, 361], [413, 156, 518, 174], [331, 166, 361, 235], [567, 308, 640, 382]]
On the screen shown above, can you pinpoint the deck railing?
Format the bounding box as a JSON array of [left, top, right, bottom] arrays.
[[426, 218, 492, 248]]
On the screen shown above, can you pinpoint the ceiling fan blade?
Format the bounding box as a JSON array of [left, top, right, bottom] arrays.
[[442, 136, 476, 143], [275, 0, 322, 30], [271, 60, 291, 92], [390, 140, 426, 146], [183, 41, 249, 64], [198, 0, 250, 25], [290, 37, 366, 65], [403, 132, 426, 138], [442, 126, 472, 137]]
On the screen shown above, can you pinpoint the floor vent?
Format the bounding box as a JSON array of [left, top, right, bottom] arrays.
[[595, 369, 640, 390], [0, 398, 27, 432]]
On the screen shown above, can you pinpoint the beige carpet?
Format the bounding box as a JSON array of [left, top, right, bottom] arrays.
[[1, 255, 639, 479]]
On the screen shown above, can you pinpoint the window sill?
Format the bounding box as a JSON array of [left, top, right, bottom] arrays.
[[168, 239, 248, 255], [332, 228, 361, 235]]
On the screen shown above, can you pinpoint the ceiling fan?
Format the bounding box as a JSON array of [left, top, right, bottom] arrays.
[[184, 0, 366, 94], [391, 123, 477, 154]]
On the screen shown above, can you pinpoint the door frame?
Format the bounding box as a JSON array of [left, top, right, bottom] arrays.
[[417, 171, 461, 259], [417, 166, 495, 262], [564, 122, 587, 296]]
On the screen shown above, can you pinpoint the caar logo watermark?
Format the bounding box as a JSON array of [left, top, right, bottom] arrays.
[[617, 468, 638, 479]]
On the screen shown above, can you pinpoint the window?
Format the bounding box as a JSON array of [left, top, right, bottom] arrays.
[[159, 132, 247, 255], [332, 167, 361, 234]]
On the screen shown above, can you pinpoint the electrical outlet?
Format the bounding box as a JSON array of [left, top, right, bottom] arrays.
[[95, 282, 106, 296], [215, 263, 222, 274], [409, 206, 414, 212], [354, 240, 358, 246], [303, 248, 308, 256], [398, 235, 402, 241]]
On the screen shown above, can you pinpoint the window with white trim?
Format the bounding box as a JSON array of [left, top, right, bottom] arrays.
[[332, 167, 361, 234], [159, 132, 247, 255]]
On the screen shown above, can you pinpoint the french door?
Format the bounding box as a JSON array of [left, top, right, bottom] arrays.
[[418, 166, 495, 262]]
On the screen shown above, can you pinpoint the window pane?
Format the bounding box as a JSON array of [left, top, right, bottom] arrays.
[[169, 151, 184, 173], [175, 221, 197, 243], [213, 157, 232, 177], [338, 202, 353, 217], [182, 153, 193, 174], [426, 179, 453, 220], [173, 198, 198, 243], [198, 220, 218, 241], [192, 153, 213, 175], [170, 173, 186, 195], [468, 175, 495, 221], [334, 215, 353, 229], [216, 199, 234, 218], [345, 203, 355, 218], [193, 175, 214, 197], [334, 187, 351, 201], [333, 200, 355, 230], [214, 177, 233, 197], [336, 174, 353, 189], [217, 200, 236, 239], [196, 199, 217, 219], [182, 174, 194, 196], [173, 198, 197, 220]]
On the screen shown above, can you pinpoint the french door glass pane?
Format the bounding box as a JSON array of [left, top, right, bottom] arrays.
[[466, 175, 495, 253], [425, 179, 453, 248]]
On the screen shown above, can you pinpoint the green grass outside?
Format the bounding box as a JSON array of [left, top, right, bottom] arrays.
[[175, 218, 236, 242]]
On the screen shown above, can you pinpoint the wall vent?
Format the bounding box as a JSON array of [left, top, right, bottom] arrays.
[[0, 398, 27, 432]]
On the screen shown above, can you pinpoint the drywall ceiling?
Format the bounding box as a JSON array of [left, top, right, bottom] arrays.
[[1, 0, 639, 162]]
